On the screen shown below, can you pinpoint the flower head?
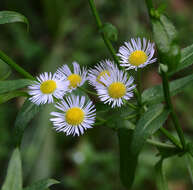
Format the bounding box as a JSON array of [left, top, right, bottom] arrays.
[[117, 38, 156, 70], [96, 69, 136, 108], [56, 62, 87, 91], [88, 59, 118, 87], [28, 72, 69, 105], [50, 95, 96, 136]]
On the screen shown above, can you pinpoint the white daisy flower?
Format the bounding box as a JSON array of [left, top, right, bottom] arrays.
[[50, 95, 96, 136], [117, 37, 157, 70], [56, 61, 87, 91], [88, 59, 118, 87], [96, 69, 136, 108], [28, 72, 69, 105]]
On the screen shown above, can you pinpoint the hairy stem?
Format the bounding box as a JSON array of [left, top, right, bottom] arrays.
[[161, 71, 186, 149], [0, 50, 35, 80]]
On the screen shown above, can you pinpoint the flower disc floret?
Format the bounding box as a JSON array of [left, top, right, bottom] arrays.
[[129, 50, 147, 66], [108, 82, 126, 99], [40, 80, 57, 94], [68, 74, 82, 88], [66, 107, 84, 125]]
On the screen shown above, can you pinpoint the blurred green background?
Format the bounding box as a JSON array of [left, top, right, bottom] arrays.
[[1, 0, 193, 189]]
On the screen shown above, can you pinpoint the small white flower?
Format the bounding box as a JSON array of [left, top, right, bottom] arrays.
[[56, 61, 87, 91], [96, 69, 136, 108], [117, 37, 157, 70], [28, 72, 69, 105], [50, 95, 96, 136], [88, 59, 118, 87]]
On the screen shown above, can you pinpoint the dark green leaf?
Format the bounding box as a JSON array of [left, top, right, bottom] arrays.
[[142, 73, 193, 104], [2, 148, 22, 190], [0, 59, 11, 80], [0, 79, 33, 94], [0, 11, 29, 30], [119, 104, 169, 188], [155, 160, 169, 190], [24, 179, 59, 190], [0, 91, 28, 104], [14, 99, 43, 146], [169, 43, 193, 75]]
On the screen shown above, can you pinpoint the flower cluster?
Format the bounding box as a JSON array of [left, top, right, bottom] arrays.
[[28, 38, 156, 136]]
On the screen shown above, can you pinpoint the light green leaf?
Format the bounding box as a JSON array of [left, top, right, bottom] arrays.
[[24, 179, 59, 190], [1, 148, 22, 190], [142, 73, 193, 104], [0, 79, 33, 94], [0, 11, 29, 30], [169, 43, 193, 75], [155, 160, 169, 190], [185, 153, 193, 184], [14, 99, 43, 146], [160, 14, 177, 43], [0, 91, 28, 104], [118, 104, 169, 188], [152, 20, 170, 53]]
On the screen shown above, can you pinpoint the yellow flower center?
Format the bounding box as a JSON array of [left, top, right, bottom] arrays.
[[108, 82, 126, 99], [129, 50, 147, 66], [66, 107, 84, 125], [40, 80, 57, 94], [96, 70, 110, 84], [68, 74, 82, 88]]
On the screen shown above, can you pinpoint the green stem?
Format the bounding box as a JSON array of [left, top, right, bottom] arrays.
[[124, 113, 138, 120], [159, 127, 182, 149], [146, 139, 176, 149], [161, 71, 186, 149], [78, 87, 98, 96], [88, 0, 119, 65], [145, 0, 154, 18], [0, 50, 35, 80]]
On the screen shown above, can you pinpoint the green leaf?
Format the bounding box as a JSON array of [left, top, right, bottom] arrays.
[[169, 43, 193, 75], [155, 160, 169, 190], [14, 99, 43, 146], [0, 79, 33, 94], [185, 153, 193, 184], [100, 23, 118, 42], [160, 14, 177, 42], [0, 59, 11, 80], [119, 104, 169, 188], [24, 179, 59, 190], [1, 148, 22, 190], [142, 73, 193, 104], [152, 20, 170, 53], [0, 11, 29, 30], [0, 91, 28, 104]]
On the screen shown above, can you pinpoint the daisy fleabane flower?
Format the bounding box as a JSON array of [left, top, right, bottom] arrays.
[[50, 95, 96, 136], [117, 37, 157, 70], [88, 59, 118, 87], [56, 61, 87, 92], [96, 69, 136, 108], [28, 72, 69, 105]]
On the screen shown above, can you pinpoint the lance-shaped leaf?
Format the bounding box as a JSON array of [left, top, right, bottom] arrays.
[[142, 73, 193, 104], [155, 159, 169, 190], [185, 151, 193, 184], [0, 11, 29, 30], [24, 179, 59, 190], [14, 99, 43, 146], [169, 43, 193, 75], [1, 148, 22, 190], [0, 91, 28, 104], [119, 104, 169, 188], [0, 79, 33, 94]]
